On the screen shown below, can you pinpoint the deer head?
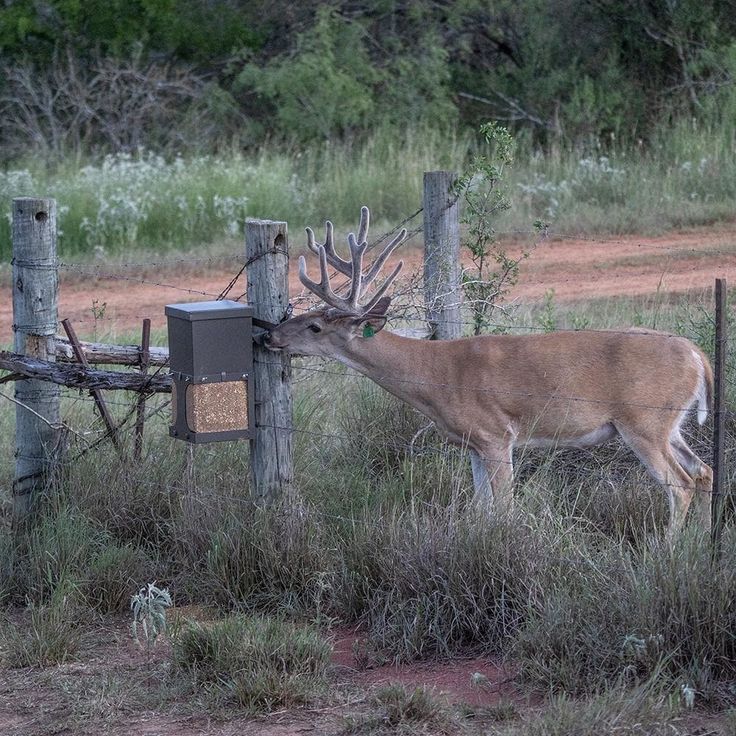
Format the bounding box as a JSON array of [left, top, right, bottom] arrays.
[[263, 207, 406, 357]]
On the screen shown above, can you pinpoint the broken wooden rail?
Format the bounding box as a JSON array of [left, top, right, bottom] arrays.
[[54, 336, 169, 366], [0, 350, 171, 393]]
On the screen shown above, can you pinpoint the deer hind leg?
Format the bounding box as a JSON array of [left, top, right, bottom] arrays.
[[470, 446, 514, 514], [670, 434, 712, 532], [615, 424, 696, 542]]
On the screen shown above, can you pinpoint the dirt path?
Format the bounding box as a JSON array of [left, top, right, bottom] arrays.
[[1, 226, 734, 343], [0, 613, 528, 736]]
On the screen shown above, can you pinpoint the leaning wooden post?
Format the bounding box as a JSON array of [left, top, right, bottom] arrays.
[[423, 171, 462, 340], [245, 219, 293, 506], [12, 197, 61, 524], [711, 277, 728, 556]]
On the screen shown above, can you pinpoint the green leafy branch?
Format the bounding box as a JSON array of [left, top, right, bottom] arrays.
[[455, 122, 530, 335]]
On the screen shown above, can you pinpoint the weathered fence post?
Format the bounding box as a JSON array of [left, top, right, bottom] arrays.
[[711, 277, 728, 555], [246, 219, 293, 506], [12, 197, 60, 524], [423, 171, 462, 340]]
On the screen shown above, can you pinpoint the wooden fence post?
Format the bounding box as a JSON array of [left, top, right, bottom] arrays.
[[423, 171, 462, 340], [12, 197, 60, 524], [246, 219, 293, 506], [711, 277, 728, 555]]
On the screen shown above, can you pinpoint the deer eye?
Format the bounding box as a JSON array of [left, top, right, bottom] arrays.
[[308, 323, 322, 333]]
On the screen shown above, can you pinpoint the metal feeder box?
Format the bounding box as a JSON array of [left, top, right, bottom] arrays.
[[166, 300, 254, 443]]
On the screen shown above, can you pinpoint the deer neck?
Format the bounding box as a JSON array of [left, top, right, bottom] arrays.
[[338, 331, 437, 405]]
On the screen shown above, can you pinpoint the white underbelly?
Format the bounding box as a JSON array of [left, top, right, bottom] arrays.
[[521, 423, 617, 450]]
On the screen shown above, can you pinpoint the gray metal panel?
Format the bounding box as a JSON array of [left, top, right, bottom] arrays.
[[190, 317, 252, 379], [165, 300, 253, 321], [167, 300, 253, 382]]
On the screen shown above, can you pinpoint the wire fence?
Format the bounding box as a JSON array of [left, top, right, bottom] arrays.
[[4, 205, 734, 516]]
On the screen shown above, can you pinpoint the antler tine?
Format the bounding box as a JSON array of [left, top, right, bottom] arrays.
[[345, 230, 369, 309], [306, 221, 353, 277], [301, 207, 405, 315], [356, 205, 369, 246], [361, 227, 407, 287], [362, 260, 404, 314], [298, 249, 352, 312]]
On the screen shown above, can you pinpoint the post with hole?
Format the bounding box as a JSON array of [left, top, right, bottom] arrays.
[[12, 197, 61, 525], [423, 171, 462, 340], [246, 219, 293, 506]]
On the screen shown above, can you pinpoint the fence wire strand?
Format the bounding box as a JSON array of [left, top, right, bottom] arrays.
[[4, 209, 732, 508]]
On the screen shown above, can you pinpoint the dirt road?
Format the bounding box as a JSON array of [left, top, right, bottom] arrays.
[[2, 226, 735, 343]]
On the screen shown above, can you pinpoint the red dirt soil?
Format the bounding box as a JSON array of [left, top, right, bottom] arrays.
[[0, 613, 530, 736], [2, 226, 735, 343]]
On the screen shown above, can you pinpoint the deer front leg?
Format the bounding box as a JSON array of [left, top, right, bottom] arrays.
[[470, 447, 514, 514]]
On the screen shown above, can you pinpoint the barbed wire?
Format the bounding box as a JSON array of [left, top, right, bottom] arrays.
[[4, 208, 732, 506]]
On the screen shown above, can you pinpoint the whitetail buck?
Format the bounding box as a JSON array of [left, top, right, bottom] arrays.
[[263, 207, 713, 540]]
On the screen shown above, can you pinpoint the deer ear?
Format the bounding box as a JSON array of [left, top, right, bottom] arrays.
[[355, 313, 387, 337], [353, 296, 391, 336], [367, 296, 391, 316]]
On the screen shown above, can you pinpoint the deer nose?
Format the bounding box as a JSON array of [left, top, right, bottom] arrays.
[[254, 329, 271, 347]]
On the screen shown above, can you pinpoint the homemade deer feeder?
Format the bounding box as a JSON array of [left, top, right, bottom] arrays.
[[166, 300, 254, 443]]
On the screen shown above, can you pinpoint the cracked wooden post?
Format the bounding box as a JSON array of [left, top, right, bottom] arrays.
[[12, 197, 61, 525], [423, 171, 462, 340], [246, 219, 293, 506]]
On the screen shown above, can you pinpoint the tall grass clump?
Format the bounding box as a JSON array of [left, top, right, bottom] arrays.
[[12, 505, 107, 604], [5, 501, 154, 613], [337, 505, 603, 662], [195, 499, 337, 614], [515, 527, 736, 697], [173, 614, 331, 711], [1, 589, 81, 667]]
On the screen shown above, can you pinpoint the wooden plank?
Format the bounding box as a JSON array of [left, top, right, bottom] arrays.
[[246, 219, 293, 506], [0, 350, 171, 392], [423, 171, 462, 340], [54, 336, 168, 366], [12, 197, 60, 523], [711, 277, 728, 555]]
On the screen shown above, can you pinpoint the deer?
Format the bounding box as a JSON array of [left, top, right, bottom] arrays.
[[262, 206, 713, 541]]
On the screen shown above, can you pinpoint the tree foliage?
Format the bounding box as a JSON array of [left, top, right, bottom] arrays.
[[1, 0, 735, 157]]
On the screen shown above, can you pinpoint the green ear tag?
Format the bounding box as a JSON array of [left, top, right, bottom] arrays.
[[362, 323, 375, 338]]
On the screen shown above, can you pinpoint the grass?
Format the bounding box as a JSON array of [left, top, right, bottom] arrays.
[[1, 588, 81, 667], [491, 685, 682, 736], [1, 215, 736, 730], [343, 684, 458, 734], [2, 116, 736, 262], [2, 358, 734, 697], [173, 613, 332, 711]]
